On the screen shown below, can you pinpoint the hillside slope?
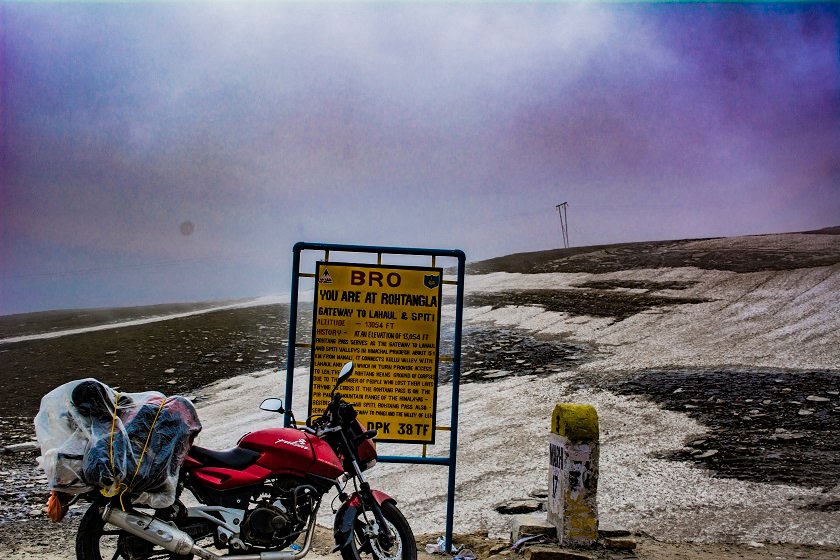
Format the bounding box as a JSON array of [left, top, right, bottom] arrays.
[[464, 232, 840, 372], [467, 230, 840, 275]]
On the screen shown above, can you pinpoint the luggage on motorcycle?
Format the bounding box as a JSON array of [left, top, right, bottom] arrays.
[[34, 378, 201, 509]]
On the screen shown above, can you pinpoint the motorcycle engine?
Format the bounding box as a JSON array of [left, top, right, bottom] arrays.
[[241, 503, 293, 547], [240, 479, 319, 549]]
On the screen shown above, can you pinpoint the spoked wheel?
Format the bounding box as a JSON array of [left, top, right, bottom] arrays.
[[76, 503, 193, 560], [341, 501, 417, 560]]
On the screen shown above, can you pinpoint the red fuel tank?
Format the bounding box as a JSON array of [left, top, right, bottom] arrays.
[[238, 428, 344, 479]]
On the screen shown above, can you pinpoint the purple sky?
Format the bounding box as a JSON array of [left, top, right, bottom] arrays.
[[1, 3, 838, 315]]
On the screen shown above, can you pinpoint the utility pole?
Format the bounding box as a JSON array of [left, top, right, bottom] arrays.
[[556, 202, 569, 248]]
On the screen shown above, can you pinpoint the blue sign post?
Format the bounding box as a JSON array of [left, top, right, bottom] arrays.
[[284, 242, 465, 552]]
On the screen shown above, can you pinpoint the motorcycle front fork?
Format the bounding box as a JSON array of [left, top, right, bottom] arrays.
[[356, 483, 395, 548]]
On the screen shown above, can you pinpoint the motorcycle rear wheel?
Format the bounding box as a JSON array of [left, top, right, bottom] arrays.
[[76, 503, 194, 560], [341, 501, 417, 560]]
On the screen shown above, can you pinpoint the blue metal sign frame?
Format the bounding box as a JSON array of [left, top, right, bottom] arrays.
[[284, 242, 465, 551]]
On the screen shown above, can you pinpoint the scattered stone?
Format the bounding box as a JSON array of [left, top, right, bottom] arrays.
[[510, 514, 556, 542], [523, 546, 594, 560], [529, 489, 549, 499], [164, 368, 176, 373], [770, 431, 806, 441], [448, 327, 590, 383], [2, 442, 39, 453], [597, 525, 631, 538], [496, 498, 543, 514], [489, 543, 510, 555], [694, 449, 718, 459], [606, 369, 840, 488], [603, 537, 637, 550], [746, 541, 765, 548], [806, 395, 830, 402]]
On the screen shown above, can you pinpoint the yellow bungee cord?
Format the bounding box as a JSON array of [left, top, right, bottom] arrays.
[[100, 393, 169, 511]]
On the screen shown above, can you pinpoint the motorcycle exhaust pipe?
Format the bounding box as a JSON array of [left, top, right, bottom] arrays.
[[103, 505, 316, 560], [102, 505, 221, 560]]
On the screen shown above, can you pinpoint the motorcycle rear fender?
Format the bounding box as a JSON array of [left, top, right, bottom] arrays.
[[332, 490, 395, 551]]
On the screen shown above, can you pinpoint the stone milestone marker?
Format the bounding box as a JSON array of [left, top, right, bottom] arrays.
[[547, 403, 599, 547]]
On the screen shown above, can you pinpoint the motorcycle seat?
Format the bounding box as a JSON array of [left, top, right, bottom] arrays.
[[189, 445, 260, 469]]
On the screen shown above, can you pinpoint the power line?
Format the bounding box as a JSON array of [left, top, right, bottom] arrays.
[[556, 202, 569, 248]]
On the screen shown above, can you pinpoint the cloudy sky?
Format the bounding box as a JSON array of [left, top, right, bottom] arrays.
[[1, 3, 838, 315]]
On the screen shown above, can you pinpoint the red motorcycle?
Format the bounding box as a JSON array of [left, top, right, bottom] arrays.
[[74, 362, 417, 560]]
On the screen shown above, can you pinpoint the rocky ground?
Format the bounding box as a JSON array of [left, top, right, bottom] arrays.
[[1, 230, 838, 559], [0, 303, 303, 446], [604, 369, 840, 491], [6, 322, 836, 524], [2, 507, 840, 560]]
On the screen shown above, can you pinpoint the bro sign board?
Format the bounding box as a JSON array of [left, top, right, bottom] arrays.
[[309, 262, 443, 444]]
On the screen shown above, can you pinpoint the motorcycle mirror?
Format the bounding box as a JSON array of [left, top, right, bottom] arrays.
[[259, 398, 285, 414], [334, 361, 355, 391]]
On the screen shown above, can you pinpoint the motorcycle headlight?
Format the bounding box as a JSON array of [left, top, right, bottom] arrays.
[[357, 439, 377, 471]]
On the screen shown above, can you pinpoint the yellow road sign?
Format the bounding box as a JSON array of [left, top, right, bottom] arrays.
[[309, 262, 443, 443]]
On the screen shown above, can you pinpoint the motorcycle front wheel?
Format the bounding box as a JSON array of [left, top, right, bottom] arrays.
[[76, 503, 193, 560], [341, 501, 417, 560]]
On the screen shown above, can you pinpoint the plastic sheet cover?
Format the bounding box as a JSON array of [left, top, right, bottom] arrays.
[[35, 378, 201, 509]]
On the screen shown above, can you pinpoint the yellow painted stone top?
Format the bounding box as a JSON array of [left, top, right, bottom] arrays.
[[551, 403, 599, 443]]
